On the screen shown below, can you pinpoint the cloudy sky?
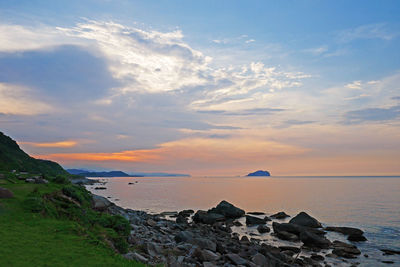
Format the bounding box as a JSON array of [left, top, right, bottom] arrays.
[[1, 1, 400, 175]]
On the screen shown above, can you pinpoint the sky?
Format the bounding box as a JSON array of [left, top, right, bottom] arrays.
[[0, 0, 400, 176]]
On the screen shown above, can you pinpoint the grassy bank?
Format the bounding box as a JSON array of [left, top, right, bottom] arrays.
[[0, 175, 144, 267]]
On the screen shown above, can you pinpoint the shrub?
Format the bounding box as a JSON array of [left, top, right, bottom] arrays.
[[54, 175, 70, 184], [62, 185, 91, 204]]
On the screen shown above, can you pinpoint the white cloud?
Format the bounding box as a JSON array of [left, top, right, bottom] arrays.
[[338, 23, 398, 43], [245, 39, 255, 44]]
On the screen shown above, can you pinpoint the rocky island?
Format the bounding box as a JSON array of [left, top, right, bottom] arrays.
[[247, 170, 271, 176]]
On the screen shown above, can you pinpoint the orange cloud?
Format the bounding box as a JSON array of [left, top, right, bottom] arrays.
[[21, 140, 78, 148]]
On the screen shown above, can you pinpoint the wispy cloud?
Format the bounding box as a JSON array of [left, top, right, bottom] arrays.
[[20, 140, 78, 148], [338, 23, 398, 43]]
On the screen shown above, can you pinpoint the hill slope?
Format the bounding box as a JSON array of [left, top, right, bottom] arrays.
[[0, 132, 67, 176]]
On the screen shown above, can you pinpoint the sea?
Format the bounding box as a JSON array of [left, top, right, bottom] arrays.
[[86, 176, 400, 266]]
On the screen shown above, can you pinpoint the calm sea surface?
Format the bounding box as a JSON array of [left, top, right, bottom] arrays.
[[86, 176, 400, 266]]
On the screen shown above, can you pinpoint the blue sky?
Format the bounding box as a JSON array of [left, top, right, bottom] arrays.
[[0, 1, 399, 175]]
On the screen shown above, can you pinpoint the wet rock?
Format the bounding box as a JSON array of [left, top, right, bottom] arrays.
[[332, 240, 361, 259], [92, 195, 112, 211], [94, 187, 107, 190], [246, 215, 266, 225], [382, 261, 395, 264], [325, 226, 364, 236], [203, 262, 217, 267], [193, 210, 225, 224], [207, 200, 245, 219], [0, 187, 14, 198], [279, 246, 301, 254], [270, 211, 290, 219], [179, 209, 194, 217], [226, 253, 247, 265], [240, 236, 249, 242], [176, 215, 188, 224], [233, 221, 243, 226], [311, 254, 324, 261], [381, 249, 400, 255], [289, 212, 322, 228], [299, 231, 331, 249], [347, 233, 367, 242], [257, 225, 270, 233]]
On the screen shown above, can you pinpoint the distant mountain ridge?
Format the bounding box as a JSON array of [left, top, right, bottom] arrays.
[[0, 131, 68, 176], [67, 169, 190, 177]]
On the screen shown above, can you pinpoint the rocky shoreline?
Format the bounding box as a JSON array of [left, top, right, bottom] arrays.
[[92, 194, 399, 267]]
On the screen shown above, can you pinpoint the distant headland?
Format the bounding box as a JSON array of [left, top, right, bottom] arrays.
[[67, 169, 190, 177], [246, 170, 271, 176]]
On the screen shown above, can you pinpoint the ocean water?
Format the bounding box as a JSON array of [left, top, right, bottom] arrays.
[[86, 176, 400, 266]]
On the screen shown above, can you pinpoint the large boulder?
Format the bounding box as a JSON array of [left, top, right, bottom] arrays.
[[289, 212, 322, 228], [193, 210, 225, 224], [299, 231, 331, 249], [332, 240, 361, 258], [246, 215, 266, 225], [0, 187, 13, 198], [270, 211, 290, 219], [347, 233, 367, 242], [207, 200, 245, 219], [92, 195, 113, 211], [325, 226, 364, 236], [272, 222, 326, 236]]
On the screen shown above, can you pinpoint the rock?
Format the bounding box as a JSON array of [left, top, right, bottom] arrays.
[[226, 254, 247, 265], [311, 254, 324, 261], [0, 187, 13, 198], [35, 178, 49, 184], [207, 200, 245, 219], [299, 231, 331, 249], [270, 211, 290, 219], [178, 209, 194, 217], [123, 252, 148, 263], [289, 212, 322, 228], [25, 178, 36, 183], [174, 231, 194, 243], [332, 240, 361, 258], [203, 262, 217, 267], [193, 210, 225, 224], [325, 226, 364, 236], [94, 187, 107, 190], [0, 174, 5, 179], [257, 225, 270, 233], [273, 222, 325, 236], [200, 249, 220, 262], [279, 246, 301, 254], [233, 221, 243, 226], [382, 261, 395, 264], [146, 219, 157, 227], [146, 242, 162, 257], [189, 238, 217, 252], [347, 233, 367, 242], [240, 236, 249, 242], [276, 230, 299, 242], [92, 195, 112, 211], [128, 182, 134, 185], [247, 211, 265, 215], [251, 253, 268, 266], [246, 215, 266, 225], [176, 215, 188, 224], [381, 249, 400, 255]]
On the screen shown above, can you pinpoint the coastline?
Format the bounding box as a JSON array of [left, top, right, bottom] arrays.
[[91, 189, 399, 267]]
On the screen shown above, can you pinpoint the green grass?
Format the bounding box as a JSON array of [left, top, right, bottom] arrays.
[[0, 181, 145, 267]]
